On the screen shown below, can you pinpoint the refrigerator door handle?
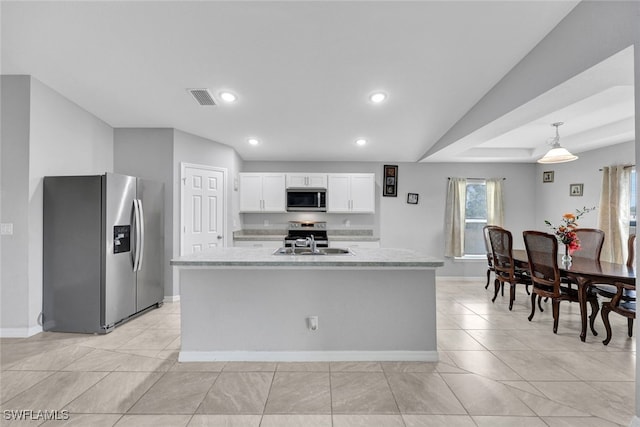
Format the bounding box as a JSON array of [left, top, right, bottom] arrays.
[[137, 199, 145, 271], [132, 199, 142, 272]]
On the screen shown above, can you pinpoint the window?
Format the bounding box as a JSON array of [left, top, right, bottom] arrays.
[[463, 179, 487, 256]]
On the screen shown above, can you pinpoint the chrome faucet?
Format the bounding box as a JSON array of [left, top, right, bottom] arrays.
[[307, 235, 319, 254]]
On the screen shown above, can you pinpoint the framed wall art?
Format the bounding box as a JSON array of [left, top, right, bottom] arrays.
[[543, 171, 554, 183], [383, 165, 398, 197], [570, 183, 583, 197], [407, 193, 419, 204]]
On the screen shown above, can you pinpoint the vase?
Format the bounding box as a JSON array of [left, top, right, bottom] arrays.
[[562, 245, 572, 264]]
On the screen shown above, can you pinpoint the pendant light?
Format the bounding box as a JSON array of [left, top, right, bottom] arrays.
[[537, 122, 578, 164]]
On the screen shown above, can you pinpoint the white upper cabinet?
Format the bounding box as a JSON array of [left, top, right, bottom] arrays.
[[239, 173, 286, 212], [327, 173, 375, 213], [286, 173, 327, 189]]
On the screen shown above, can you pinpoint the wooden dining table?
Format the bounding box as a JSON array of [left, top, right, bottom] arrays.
[[512, 249, 635, 342]]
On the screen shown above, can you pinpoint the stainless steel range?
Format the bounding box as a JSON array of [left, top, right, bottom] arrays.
[[284, 221, 329, 248]]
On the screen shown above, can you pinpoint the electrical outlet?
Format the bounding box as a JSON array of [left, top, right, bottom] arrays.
[[0, 223, 13, 235], [307, 316, 318, 331]]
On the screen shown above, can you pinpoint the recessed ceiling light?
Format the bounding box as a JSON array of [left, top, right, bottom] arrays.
[[220, 91, 237, 102], [248, 138, 260, 146], [355, 138, 367, 146], [369, 92, 387, 103]]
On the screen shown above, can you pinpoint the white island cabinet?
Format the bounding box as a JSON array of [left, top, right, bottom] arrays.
[[327, 173, 375, 213], [171, 247, 443, 362], [239, 173, 286, 212]]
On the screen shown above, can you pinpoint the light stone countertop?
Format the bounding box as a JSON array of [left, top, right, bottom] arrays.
[[171, 247, 443, 268]]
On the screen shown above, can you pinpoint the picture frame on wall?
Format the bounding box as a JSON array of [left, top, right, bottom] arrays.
[[407, 193, 419, 204], [570, 183, 584, 197], [383, 165, 398, 197], [543, 171, 554, 183]]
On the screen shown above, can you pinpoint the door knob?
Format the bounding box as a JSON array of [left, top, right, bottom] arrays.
[[217, 235, 223, 239]]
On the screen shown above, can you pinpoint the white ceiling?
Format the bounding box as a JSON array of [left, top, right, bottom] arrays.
[[3, 1, 628, 164]]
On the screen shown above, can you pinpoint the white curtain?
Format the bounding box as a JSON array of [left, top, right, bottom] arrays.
[[598, 165, 631, 263], [486, 178, 504, 227], [444, 178, 466, 257]]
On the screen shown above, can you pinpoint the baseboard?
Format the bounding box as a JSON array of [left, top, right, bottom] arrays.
[[178, 350, 439, 363], [0, 325, 43, 338], [164, 295, 180, 303]]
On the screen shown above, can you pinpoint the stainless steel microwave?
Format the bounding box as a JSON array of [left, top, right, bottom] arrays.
[[286, 189, 326, 212]]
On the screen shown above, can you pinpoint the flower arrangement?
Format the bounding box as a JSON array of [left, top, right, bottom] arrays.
[[544, 206, 596, 253]]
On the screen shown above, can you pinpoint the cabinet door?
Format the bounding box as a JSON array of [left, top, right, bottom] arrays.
[[261, 174, 286, 212], [327, 174, 351, 212], [239, 174, 263, 212], [307, 174, 327, 188], [286, 174, 308, 188], [350, 174, 375, 213], [286, 173, 327, 188]]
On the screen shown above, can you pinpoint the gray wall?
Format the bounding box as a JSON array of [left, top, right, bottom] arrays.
[[114, 128, 243, 298], [242, 160, 538, 277], [114, 128, 174, 299], [1, 75, 114, 335], [1, 76, 32, 333]]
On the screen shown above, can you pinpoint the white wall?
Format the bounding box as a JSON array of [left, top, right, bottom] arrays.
[[535, 141, 635, 231], [114, 128, 174, 299], [242, 160, 539, 277], [1, 75, 113, 336], [172, 129, 243, 296]]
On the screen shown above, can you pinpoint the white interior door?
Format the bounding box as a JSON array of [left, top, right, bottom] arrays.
[[182, 164, 226, 255]]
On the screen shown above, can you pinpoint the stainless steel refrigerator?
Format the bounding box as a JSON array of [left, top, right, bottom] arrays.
[[43, 173, 164, 333]]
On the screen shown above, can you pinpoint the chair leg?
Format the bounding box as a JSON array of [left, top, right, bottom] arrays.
[[628, 318, 634, 338], [538, 295, 544, 313], [601, 303, 613, 345], [588, 298, 599, 337], [528, 292, 536, 321], [552, 299, 560, 334], [485, 269, 491, 289], [509, 283, 516, 311], [492, 279, 500, 303], [501, 282, 504, 297], [525, 284, 530, 295]]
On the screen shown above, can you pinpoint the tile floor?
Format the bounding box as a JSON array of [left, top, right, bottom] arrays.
[[0, 278, 636, 426]]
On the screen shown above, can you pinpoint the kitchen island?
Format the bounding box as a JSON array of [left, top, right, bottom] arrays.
[[171, 247, 444, 362]]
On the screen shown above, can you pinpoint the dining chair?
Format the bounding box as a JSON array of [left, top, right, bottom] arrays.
[[488, 227, 531, 311], [601, 281, 636, 345], [595, 233, 636, 345], [563, 229, 605, 293], [483, 225, 499, 290], [572, 228, 605, 260], [523, 230, 600, 334]]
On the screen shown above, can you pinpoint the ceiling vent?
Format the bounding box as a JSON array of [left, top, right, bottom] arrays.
[[187, 88, 216, 106]]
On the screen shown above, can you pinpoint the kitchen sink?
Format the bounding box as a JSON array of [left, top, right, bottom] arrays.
[[272, 247, 354, 256]]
